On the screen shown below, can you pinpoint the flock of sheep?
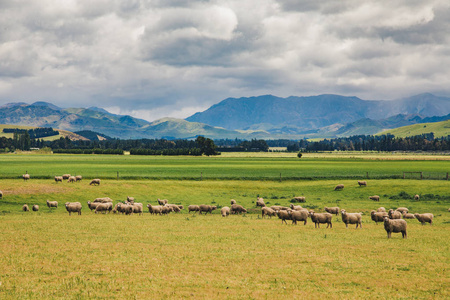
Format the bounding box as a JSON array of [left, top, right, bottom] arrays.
[[8, 176, 445, 239]]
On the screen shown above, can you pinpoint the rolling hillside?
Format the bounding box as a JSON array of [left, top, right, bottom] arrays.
[[376, 120, 450, 138]]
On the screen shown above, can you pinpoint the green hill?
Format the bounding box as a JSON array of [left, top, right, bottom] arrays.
[[376, 120, 450, 138], [0, 124, 88, 141]]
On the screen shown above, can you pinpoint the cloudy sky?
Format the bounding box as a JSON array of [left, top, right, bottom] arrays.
[[0, 0, 449, 121]]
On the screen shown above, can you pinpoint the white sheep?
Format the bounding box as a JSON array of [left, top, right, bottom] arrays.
[[388, 209, 402, 219], [414, 213, 433, 225], [65, 202, 82, 215], [324, 206, 340, 215], [383, 216, 407, 238], [262, 207, 277, 218], [221, 206, 230, 217], [309, 211, 333, 228], [341, 210, 362, 229]]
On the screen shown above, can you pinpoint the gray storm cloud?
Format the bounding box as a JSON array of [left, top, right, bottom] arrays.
[[0, 0, 449, 121]]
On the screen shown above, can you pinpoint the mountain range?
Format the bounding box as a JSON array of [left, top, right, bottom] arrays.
[[0, 93, 449, 140]]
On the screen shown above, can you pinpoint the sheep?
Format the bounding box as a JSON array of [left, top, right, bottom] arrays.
[[87, 201, 101, 211], [341, 210, 362, 229], [93, 197, 113, 203], [290, 204, 305, 211], [157, 198, 168, 205], [75, 175, 82, 182], [95, 203, 113, 214], [147, 204, 162, 215], [230, 199, 237, 205], [334, 184, 344, 191], [414, 213, 434, 225], [54, 176, 63, 183], [371, 210, 388, 224], [22, 204, 29, 212], [357, 180, 367, 187], [177, 205, 184, 210], [262, 207, 277, 218], [119, 203, 133, 215], [291, 196, 306, 203], [161, 206, 172, 215], [89, 179, 101, 185], [23, 174, 30, 181], [188, 205, 200, 214], [112, 203, 119, 214], [270, 205, 289, 212], [46, 200, 58, 208], [396, 207, 409, 214], [277, 210, 292, 224], [165, 204, 181, 213], [414, 194, 420, 201], [388, 209, 402, 219], [32, 204, 39, 211], [324, 206, 340, 215], [402, 211, 416, 219], [369, 195, 380, 202], [309, 211, 333, 228], [377, 207, 386, 212], [126, 196, 135, 204], [67, 176, 76, 183], [221, 206, 230, 217], [65, 202, 82, 215], [230, 204, 247, 214], [131, 203, 143, 215], [383, 216, 407, 238], [62, 174, 71, 180], [256, 197, 266, 207], [199, 205, 217, 215], [289, 210, 308, 225]]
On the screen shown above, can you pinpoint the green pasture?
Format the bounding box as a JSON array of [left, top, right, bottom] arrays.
[[0, 154, 449, 298], [0, 153, 448, 180]]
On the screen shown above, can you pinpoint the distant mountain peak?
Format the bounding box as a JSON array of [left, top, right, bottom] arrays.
[[0, 102, 28, 109], [87, 106, 113, 115], [31, 101, 61, 110]]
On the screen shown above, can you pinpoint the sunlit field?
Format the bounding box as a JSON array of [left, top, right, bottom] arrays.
[[0, 153, 449, 298]]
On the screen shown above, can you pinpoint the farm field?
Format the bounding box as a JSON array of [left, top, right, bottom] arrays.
[[0, 153, 449, 298]]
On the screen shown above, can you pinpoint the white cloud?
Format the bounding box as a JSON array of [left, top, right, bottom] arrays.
[[0, 0, 449, 119]]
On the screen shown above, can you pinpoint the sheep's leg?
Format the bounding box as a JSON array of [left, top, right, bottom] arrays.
[[304, 220, 307, 225]]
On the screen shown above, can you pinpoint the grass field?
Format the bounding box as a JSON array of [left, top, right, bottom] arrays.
[[0, 153, 449, 298], [377, 119, 450, 138]]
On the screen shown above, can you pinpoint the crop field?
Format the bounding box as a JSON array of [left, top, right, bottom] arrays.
[[0, 153, 449, 299]]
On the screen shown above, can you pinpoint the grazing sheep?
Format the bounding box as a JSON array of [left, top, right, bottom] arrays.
[[377, 207, 386, 212], [369, 195, 380, 202], [161, 206, 172, 215], [32, 205, 39, 212], [22, 204, 29, 212], [402, 211, 416, 219], [131, 203, 143, 215], [188, 205, 200, 214], [89, 179, 101, 186], [87, 201, 101, 211], [277, 210, 292, 224], [371, 210, 388, 224], [414, 213, 434, 225], [119, 203, 133, 215], [67, 176, 76, 183], [309, 211, 333, 228], [262, 207, 277, 218], [270, 205, 289, 212], [289, 210, 308, 225], [62, 174, 71, 180], [93, 197, 113, 203], [54, 176, 63, 183], [340, 210, 362, 229], [112, 203, 119, 214], [65, 202, 82, 215], [75, 175, 82, 182], [165, 204, 181, 213], [221, 206, 230, 217], [334, 184, 344, 191], [23, 174, 30, 181], [396, 207, 409, 214], [357, 180, 367, 187], [324, 206, 340, 215], [291, 196, 306, 203], [388, 209, 402, 219], [383, 216, 407, 238], [95, 203, 113, 214], [147, 204, 162, 215], [290, 204, 305, 211], [230, 204, 247, 214], [230, 199, 237, 205], [414, 194, 420, 201], [177, 205, 184, 210], [46, 200, 58, 208], [256, 197, 266, 207], [157, 198, 168, 205], [126, 196, 135, 204], [199, 205, 217, 215]]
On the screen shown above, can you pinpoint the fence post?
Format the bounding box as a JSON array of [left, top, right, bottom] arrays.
[[403, 172, 405, 179], [366, 172, 369, 179], [420, 172, 423, 180], [446, 172, 449, 181], [117, 171, 119, 181], [280, 173, 282, 182]]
